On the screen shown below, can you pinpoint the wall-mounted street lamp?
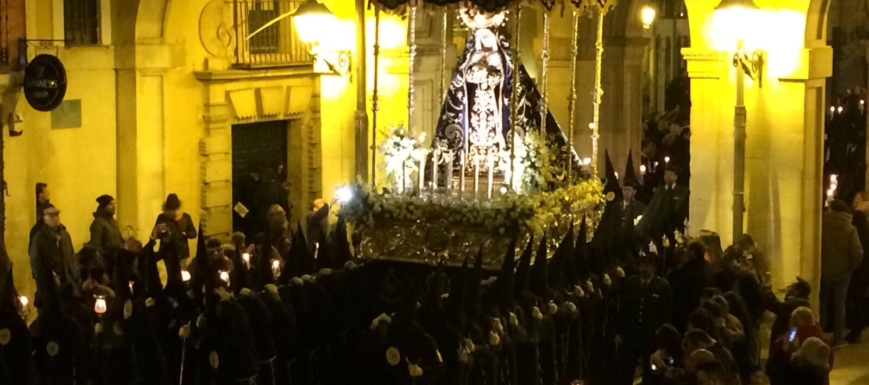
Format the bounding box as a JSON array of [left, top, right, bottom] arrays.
[[246, 0, 351, 76], [712, 0, 765, 242], [292, 0, 351, 75], [642, 5, 656, 29]]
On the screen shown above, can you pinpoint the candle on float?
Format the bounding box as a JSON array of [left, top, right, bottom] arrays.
[[432, 148, 439, 193], [418, 153, 426, 194], [487, 154, 494, 199], [473, 153, 480, 199], [94, 295, 107, 315], [459, 151, 466, 197]]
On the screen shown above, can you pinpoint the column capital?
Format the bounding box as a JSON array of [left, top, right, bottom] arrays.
[[778, 46, 833, 82], [682, 48, 725, 80]]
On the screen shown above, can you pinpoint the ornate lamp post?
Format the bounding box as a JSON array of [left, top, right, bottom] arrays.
[[711, 0, 764, 242]]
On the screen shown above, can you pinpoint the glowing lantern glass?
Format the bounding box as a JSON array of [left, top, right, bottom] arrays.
[[710, 0, 762, 52], [292, 0, 337, 45], [94, 295, 107, 315], [641, 6, 656, 29]]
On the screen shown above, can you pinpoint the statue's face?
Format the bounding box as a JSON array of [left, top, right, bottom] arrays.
[[475, 28, 498, 50]]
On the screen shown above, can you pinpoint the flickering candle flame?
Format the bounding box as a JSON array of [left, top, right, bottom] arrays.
[[588, 123, 595, 130], [615, 172, 619, 179], [830, 106, 835, 113], [129, 281, 135, 294], [219, 271, 230, 285], [314, 243, 320, 261], [827, 188, 835, 198], [499, 186, 508, 194], [19, 296, 28, 308], [665, 156, 670, 164], [271, 259, 281, 279], [640, 164, 647, 175], [582, 158, 592, 166], [838, 106, 844, 114], [830, 174, 838, 183], [181, 270, 191, 282], [242, 252, 251, 266], [94, 295, 107, 315]]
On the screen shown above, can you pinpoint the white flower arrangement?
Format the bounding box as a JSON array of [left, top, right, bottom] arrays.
[[378, 125, 428, 192], [338, 177, 604, 236]]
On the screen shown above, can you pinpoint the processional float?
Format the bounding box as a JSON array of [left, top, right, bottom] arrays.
[[340, 0, 619, 269]]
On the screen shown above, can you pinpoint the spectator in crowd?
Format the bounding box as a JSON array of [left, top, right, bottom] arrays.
[[820, 199, 863, 345]]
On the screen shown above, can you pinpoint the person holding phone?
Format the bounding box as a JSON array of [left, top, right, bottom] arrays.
[[766, 307, 834, 385], [152, 194, 197, 279]]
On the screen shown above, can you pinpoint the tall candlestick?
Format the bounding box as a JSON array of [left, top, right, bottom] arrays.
[[418, 155, 426, 194], [402, 160, 407, 194], [474, 154, 480, 199], [432, 148, 439, 193], [487, 154, 494, 199], [459, 152, 466, 197]]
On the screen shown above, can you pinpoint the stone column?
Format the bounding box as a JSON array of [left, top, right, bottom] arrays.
[[600, 37, 648, 174], [685, 45, 832, 305]]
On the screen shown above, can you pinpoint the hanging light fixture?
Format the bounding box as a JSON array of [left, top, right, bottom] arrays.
[[642, 5, 656, 29]]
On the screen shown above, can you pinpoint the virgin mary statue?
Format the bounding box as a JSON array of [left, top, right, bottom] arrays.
[[431, 6, 582, 181]]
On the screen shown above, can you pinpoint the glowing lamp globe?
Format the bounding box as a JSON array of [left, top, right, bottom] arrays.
[[641, 6, 656, 29], [292, 0, 337, 45], [94, 295, 108, 315], [710, 0, 762, 52]]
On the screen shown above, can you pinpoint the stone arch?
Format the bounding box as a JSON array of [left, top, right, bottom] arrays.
[[136, 0, 170, 40], [806, 0, 833, 47]]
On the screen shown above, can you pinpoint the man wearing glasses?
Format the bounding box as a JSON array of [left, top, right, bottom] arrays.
[[29, 203, 77, 308]]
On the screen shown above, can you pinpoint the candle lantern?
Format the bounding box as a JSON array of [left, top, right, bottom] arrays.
[[94, 295, 107, 315]]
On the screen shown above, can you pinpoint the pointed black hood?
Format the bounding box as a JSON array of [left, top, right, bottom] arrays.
[[514, 235, 534, 298], [550, 222, 574, 289], [575, 219, 591, 281], [498, 236, 518, 308], [0, 253, 19, 313], [591, 152, 622, 272], [465, 246, 484, 322], [295, 221, 315, 275], [446, 255, 469, 332], [529, 235, 548, 297], [333, 215, 354, 266], [623, 151, 639, 188]]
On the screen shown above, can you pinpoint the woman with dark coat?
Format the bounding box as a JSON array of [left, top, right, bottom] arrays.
[[153, 194, 197, 278]]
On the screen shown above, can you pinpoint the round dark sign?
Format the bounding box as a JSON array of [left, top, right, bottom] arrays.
[[23, 54, 68, 112]]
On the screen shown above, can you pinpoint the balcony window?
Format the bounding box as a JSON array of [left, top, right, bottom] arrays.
[[233, 0, 312, 68], [64, 0, 100, 45]]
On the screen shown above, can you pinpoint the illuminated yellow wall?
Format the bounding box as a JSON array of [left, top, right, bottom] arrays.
[[684, 0, 831, 303]]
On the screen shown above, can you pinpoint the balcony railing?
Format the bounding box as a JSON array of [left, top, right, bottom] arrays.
[[232, 0, 313, 68]]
